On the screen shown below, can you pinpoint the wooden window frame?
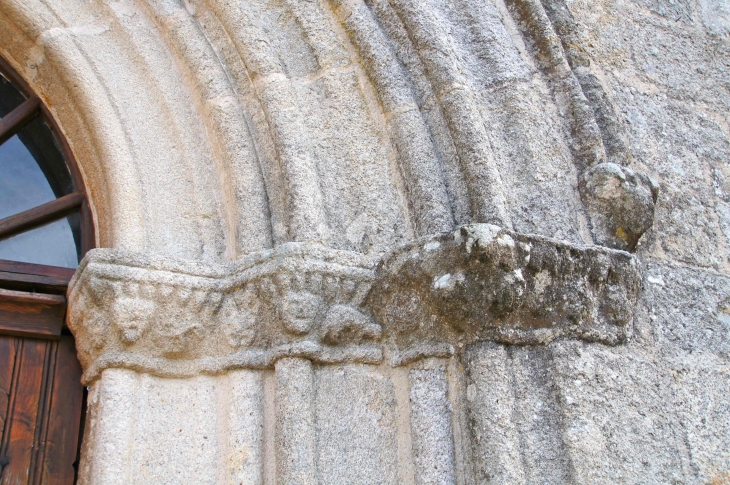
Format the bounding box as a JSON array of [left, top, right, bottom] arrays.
[[0, 55, 95, 258], [0, 55, 94, 485]]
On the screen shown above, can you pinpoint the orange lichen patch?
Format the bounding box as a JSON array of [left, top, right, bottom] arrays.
[[616, 226, 629, 243], [708, 472, 730, 485]]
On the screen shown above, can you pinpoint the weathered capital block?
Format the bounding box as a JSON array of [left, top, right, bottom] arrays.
[[368, 225, 642, 365]]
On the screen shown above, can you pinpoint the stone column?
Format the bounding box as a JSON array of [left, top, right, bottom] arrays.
[[274, 357, 316, 485], [408, 361, 457, 485], [463, 343, 526, 484], [77, 369, 266, 485], [66, 245, 378, 485], [226, 370, 265, 484]]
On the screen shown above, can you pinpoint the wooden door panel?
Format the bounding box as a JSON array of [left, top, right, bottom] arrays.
[[29, 341, 56, 485], [41, 337, 83, 485], [1, 339, 46, 485], [0, 336, 83, 485], [0, 273, 82, 484], [0, 337, 17, 441]]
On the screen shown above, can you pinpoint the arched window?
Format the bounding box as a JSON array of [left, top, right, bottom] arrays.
[[0, 56, 93, 484]]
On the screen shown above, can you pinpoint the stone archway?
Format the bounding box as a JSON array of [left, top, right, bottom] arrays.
[[9, 0, 728, 484]]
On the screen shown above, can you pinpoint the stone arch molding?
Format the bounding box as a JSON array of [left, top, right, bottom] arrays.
[[0, 0, 658, 261], [1, 0, 658, 483]]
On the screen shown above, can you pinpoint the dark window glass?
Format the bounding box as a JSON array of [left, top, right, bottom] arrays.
[[0, 72, 25, 117], [0, 215, 79, 268], [0, 134, 57, 217], [0, 67, 83, 266]]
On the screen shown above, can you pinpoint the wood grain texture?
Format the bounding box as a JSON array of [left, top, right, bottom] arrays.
[[0, 261, 75, 295], [0, 337, 82, 485], [0, 339, 46, 485], [41, 337, 83, 485], [80, 200, 95, 259], [0, 262, 75, 281], [0, 290, 65, 339], [0, 337, 17, 446], [28, 342, 55, 485], [0, 272, 70, 296]]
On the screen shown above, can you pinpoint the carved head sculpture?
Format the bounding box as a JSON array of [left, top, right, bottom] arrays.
[[321, 304, 382, 346], [111, 289, 155, 345], [279, 289, 322, 335]]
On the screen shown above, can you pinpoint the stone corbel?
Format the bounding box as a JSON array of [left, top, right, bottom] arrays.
[[580, 162, 660, 251], [367, 225, 642, 365], [68, 225, 642, 382], [506, 0, 660, 252]]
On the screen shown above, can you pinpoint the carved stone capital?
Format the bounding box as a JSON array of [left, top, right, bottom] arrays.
[[367, 225, 642, 365], [67, 243, 379, 383], [68, 226, 643, 381]]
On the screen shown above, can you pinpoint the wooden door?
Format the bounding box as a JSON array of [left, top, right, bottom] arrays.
[[0, 287, 84, 485]]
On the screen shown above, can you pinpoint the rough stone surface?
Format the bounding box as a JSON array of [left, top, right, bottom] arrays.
[[275, 358, 316, 485], [464, 343, 526, 484], [315, 365, 400, 485], [68, 225, 641, 381], [0, 0, 727, 482], [408, 365, 457, 485], [78, 369, 265, 485], [67, 244, 380, 383], [581, 162, 659, 251]]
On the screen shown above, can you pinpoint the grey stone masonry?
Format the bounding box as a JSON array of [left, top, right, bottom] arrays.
[[1, 0, 724, 481]]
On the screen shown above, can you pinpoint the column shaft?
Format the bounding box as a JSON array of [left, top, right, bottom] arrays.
[[275, 357, 316, 485]]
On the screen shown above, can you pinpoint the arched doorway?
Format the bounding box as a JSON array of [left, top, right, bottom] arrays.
[[0, 55, 94, 485]]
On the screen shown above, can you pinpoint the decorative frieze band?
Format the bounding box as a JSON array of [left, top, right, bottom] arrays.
[[68, 226, 642, 383], [68, 243, 379, 384]]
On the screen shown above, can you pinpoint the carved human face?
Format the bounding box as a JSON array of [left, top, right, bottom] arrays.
[[117, 317, 145, 344], [279, 290, 321, 335], [112, 296, 154, 344]]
